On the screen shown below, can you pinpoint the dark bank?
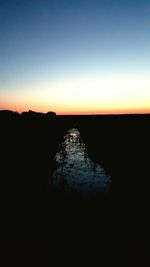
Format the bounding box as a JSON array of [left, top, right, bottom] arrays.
[[1, 110, 150, 265]]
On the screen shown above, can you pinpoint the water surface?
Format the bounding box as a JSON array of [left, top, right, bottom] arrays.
[[51, 128, 111, 197]]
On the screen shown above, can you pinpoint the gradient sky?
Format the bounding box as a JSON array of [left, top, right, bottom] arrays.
[[0, 0, 149, 114]]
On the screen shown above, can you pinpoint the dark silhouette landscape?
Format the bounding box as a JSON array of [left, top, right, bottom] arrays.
[[1, 110, 150, 266], [1, 0, 150, 265]]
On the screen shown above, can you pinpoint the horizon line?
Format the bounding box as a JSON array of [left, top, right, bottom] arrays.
[[0, 109, 150, 116]]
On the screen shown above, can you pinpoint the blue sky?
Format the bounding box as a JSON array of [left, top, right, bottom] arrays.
[[0, 0, 149, 113]]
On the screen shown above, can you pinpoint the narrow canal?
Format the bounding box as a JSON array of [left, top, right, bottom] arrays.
[[51, 128, 111, 198]]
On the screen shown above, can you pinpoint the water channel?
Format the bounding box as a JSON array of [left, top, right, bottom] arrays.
[[51, 128, 111, 198]]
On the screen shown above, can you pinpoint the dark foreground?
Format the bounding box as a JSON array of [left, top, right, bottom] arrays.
[[1, 110, 150, 266]]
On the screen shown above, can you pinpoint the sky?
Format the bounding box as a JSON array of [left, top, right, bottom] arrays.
[[0, 0, 150, 114]]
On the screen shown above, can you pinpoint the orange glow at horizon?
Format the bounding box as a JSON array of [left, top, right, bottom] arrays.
[[0, 74, 149, 115], [1, 101, 149, 115], [1, 104, 149, 115]]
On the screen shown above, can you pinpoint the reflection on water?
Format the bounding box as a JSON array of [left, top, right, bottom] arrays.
[[51, 128, 111, 197]]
